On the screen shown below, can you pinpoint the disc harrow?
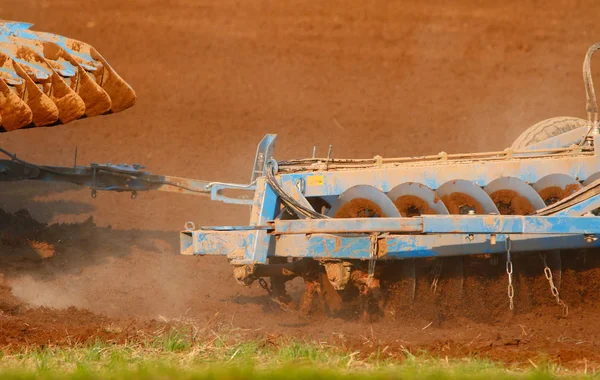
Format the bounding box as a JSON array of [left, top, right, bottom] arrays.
[[0, 21, 135, 131], [2, 28, 600, 321]]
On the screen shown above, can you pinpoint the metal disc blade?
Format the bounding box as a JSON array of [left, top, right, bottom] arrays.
[[583, 171, 600, 186], [484, 176, 546, 213], [388, 182, 449, 216], [436, 179, 499, 214], [532, 174, 581, 206], [327, 185, 401, 218]]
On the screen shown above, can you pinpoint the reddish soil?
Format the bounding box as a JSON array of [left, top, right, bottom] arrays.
[[393, 195, 435, 217], [2, 0, 600, 369], [334, 198, 385, 218], [490, 189, 535, 215], [539, 184, 582, 205], [441, 192, 483, 214]]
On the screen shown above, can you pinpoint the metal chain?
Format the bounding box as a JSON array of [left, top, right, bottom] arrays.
[[429, 259, 443, 294], [505, 238, 514, 311], [367, 234, 378, 287], [539, 253, 569, 317]]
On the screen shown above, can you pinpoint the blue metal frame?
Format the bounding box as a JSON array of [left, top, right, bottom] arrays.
[[180, 134, 600, 264]]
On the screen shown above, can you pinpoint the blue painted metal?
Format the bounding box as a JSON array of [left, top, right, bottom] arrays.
[[553, 195, 600, 216], [278, 153, 598, 198], [209, 183, 255, 205], [0, 21, 99, 73], [234, 177, 279, 265], [178, 132, 600, 264], [183, 229, 600, 260], [282, 181, 315, 219], [251, 134, 277, 183], [270, 214, 600, 235]]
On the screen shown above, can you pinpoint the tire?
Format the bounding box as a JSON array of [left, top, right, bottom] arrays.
[[511, 116, 588, 150]]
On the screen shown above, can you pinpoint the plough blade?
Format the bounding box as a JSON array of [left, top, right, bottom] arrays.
[[0, 21, 135, 131]]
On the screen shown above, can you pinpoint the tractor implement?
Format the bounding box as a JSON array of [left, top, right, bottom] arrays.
[[3, 23, 600, 320]]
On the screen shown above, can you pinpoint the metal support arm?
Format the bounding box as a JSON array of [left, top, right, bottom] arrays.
[[0, 148, 255, 204]]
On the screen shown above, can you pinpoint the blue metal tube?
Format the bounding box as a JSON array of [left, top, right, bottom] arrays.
[[182, 229, 600, 260], [271, 215, 600, 235]]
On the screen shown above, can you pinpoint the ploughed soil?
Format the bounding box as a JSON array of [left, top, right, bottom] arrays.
[[2, 0, 600, 369]]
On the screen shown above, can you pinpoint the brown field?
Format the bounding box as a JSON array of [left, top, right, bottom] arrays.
[[1, 0, 600, 369]]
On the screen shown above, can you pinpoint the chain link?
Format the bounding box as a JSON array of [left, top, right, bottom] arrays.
[[367, 234, 378, 287], [539, 253, 569, 317], [429, 259, 443, 294], [505, 238, 514, 311]]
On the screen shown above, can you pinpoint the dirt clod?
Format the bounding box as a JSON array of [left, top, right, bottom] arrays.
[[441, 192, 483, 214], [335, 198, 385, 218], [538, 184, 582, 205], [490, 190, 535, 215], [393, 195, 435, 216]]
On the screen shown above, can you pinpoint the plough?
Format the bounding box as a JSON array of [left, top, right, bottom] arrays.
[[2, 21, 600, 319]]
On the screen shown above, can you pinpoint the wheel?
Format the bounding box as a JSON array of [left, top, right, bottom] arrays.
[[511, 116, 588, 150]]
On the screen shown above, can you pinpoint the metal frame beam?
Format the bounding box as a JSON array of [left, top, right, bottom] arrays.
[[182, 229, 600, 260], [271, 215, 600, 235]]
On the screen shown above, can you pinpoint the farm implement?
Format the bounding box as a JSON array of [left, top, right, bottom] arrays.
[[3, 22, 600, 319]]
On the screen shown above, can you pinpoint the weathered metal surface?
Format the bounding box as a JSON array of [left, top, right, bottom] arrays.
[[0, 20, 135, 130], [553, 195, 600, 216], [421, 215, 600, 234], [175, 129, 600, 261], [251, 134, 277, 182], [240, 177, 278, 265], [326, 184, 401, 217], [271, 215, 600, 235], [273, 217, 422, 234], [184, 228, 600, 260], [183, 230, 255, 259], [0, 150, 258, 202], [279, 153, 598, 198], [282, 181, 314, 219], [525, 126, 589, 150]]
